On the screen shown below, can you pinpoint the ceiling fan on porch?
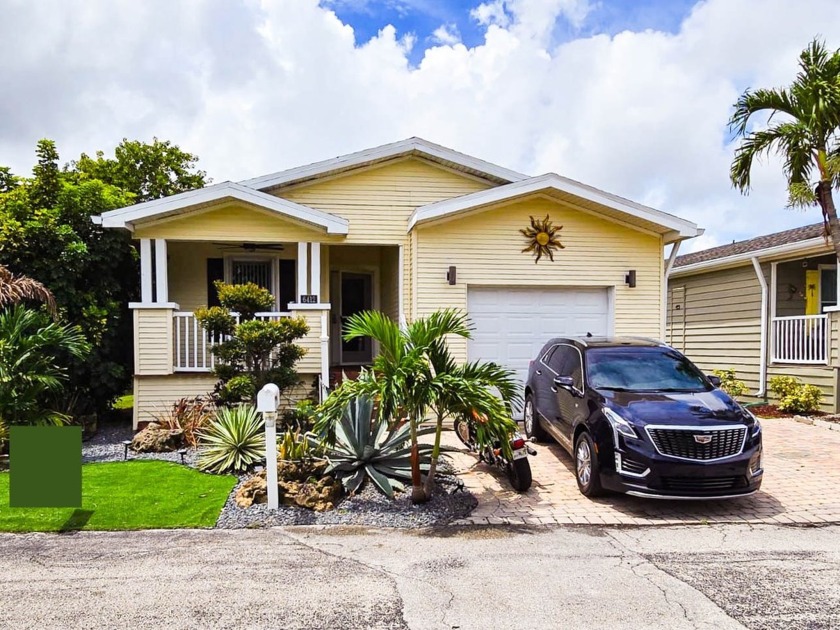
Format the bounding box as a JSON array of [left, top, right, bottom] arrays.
[[212, 242, 285, 252]]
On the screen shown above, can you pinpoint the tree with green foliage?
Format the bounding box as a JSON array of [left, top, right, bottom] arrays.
[[70, 137, 208, 202], [730, 38, 840, 259], [195, 282, 310, 406], [316, 309, 519, 504], [0, 137, 208, 415]]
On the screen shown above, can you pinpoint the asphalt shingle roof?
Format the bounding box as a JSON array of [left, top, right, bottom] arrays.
[[674, 223, 826, 268]]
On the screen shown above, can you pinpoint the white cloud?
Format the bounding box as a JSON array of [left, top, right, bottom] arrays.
[[0, 0, 838, 251], [430, 23, 461, 46]]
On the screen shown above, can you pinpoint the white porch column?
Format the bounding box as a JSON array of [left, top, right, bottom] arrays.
[[140, 238, 153, 303], [770, 262, 778, 363], [154, 238, 168, 303], [297, 242, 309, 300], [752, 257, 768, 396], [320, 310, 329, 402], [310, 242, 321, 302], [398, 244, 406, 328]]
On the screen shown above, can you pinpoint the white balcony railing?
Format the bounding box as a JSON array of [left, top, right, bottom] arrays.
[[771, 314, 829, 365], [173, 311, 291, 372]]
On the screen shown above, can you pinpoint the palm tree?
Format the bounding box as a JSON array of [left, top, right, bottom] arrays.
[[0, 264, 57, 316], [316, 309, 520, 503], [730, 39, 840, 259], [0, 305, 89, 425]]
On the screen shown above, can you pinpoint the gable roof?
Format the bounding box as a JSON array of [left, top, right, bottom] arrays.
[[672, 223, 827, 274], [94, 181, 349, 234], [239, 137, 528, 192], [409, 173, 702, 243]]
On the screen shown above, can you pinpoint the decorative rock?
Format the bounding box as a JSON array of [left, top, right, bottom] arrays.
[[234, 463, 343, 511], [131, 422, 185, 453]]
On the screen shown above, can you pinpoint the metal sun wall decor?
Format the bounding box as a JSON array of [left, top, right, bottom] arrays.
[[520, 214, 565, 263]]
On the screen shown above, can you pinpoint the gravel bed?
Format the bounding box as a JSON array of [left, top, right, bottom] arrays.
[[216, 462, 477, 529], [82, 422, 199, 467]]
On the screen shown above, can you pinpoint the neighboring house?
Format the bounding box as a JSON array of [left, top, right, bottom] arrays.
[[95, 138, 701, 428], [667, 223, 840, 412]]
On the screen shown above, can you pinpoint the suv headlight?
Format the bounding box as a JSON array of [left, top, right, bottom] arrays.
[[744, 408, 761, 436], [604, 408, 637, 439]]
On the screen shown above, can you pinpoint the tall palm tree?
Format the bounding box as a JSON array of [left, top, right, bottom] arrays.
[[316, 309, 519, 504], [0, 264, 57, 316], [730, 38, 840, 259]]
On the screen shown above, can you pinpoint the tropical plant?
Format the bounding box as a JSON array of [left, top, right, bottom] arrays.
[[153, 396, 216, 447], [769, 375, 823, 414], [316, 309, 519, 504], [0, 305, 90, 425], [277, 428, 319, 462], [0, 419, 8, 454], [729, 38, 840, 260], [195, 281, 309, 405], [314, 396, 436, 498], [197, 405, 265, 474], [712, 368, 749, 399], [0, 265, 56, 316]]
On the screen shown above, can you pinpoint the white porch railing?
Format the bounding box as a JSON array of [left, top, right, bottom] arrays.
[[771, 314, 829, 364], [173, 311, 291, 372]]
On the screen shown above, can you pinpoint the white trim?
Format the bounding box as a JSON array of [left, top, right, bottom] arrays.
[[671, 237, 829, 277], [239, 137, 527, 191], [770, 262, 778, 365], [95, 181, 349, 235], [288, 302, 332, 310], [154, 239, 168, 303], [752, 257, 768, 396], [129, 302, 179, 309], [140, 239, 153, 303], [408, 173, 701, 242], [297, 243, 309, 300], [397, 244, 406, 329], [817, 263, 838, 312], [320, 311, 329, 403], [662, 240, 682, 339], [310, 242, 321, 302]]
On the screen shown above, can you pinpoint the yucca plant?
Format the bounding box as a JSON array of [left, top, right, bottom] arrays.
[[314, 396, 437, 498], [277, 428, 319, 462], [197, 405, 265, 474]]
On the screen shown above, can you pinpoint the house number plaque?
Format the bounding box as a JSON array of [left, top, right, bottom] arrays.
[[300, 294, 318, 304]]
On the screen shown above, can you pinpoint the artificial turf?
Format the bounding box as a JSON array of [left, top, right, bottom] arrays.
[[0, 460, 236, 532]]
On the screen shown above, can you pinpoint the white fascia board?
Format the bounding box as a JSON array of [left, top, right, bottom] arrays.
[[408, 173, 701, 238], [96, 182, 349, 235], [670, 237, 830, 277], [239, 137, 528, 191]]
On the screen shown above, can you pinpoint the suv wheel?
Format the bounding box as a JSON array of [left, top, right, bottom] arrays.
[[575, 432, 604, 497], [523, 394, 547, 442]]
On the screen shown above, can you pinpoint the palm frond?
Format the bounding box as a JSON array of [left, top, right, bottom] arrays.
[[0, 265, 57, 317]]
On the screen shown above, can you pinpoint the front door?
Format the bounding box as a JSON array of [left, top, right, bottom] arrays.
[[339, 272, 373, 364]]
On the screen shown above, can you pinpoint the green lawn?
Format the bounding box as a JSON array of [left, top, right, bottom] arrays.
[[0, 461, 236, 532]]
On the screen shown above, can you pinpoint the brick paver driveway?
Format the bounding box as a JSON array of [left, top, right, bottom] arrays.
[[449, 418, 840, 526]]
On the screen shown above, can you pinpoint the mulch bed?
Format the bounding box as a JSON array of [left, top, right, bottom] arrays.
[[749, 404, 840, 424]]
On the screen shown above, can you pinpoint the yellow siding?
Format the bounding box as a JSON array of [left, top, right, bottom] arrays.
[[134, 203, 343, 243], [415, 197, 662, 363], [133, 374, 217, 428], [280, 158, 493, 245], [134, 308, 173, 375], [294, 310, 324, 374]]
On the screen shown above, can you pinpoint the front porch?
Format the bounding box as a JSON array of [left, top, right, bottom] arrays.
[[131, 238, 402, 425]]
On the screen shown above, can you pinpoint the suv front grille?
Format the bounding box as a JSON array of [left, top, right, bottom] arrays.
[[646, 426, 746, 461], [661, 475, 746, 494]]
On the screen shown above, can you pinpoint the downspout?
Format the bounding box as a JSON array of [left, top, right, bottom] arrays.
[[662, 240, 682, 339], [751, 257, 768, 396]]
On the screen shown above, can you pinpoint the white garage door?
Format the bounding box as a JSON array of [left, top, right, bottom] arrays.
[[467, 287, 611, 388]]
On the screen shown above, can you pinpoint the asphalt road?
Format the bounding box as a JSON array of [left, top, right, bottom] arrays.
[[0, 524, 838, 629]]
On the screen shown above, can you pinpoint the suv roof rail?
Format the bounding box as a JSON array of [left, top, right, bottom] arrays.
[[623, 336, 668, 346]]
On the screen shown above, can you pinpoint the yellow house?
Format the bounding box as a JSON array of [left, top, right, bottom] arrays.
[[95, 138, 701, 428]]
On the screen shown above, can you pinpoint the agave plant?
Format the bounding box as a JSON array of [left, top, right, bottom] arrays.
[[197, 405, 265, 474], [315, 396, 436, 498]]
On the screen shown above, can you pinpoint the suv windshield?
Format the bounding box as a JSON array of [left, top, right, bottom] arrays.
[[586, 346, 710, 393]]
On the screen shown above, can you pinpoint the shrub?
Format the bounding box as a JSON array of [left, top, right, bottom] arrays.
[[282, 399, 318, 431], [769, 375, 823, 414], [197, 405, 265, 474], [153, 396, 215, 447], [193, 306, 235, 338], [712, 368, 748, 399], [314, 396, 435, 498], [214, 281, 274, 319]]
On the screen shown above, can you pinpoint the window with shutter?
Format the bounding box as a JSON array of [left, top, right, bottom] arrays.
[[231, 259, 272, 292]]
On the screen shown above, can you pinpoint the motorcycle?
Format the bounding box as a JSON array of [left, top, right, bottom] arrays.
[[453, 414, 536, 492]]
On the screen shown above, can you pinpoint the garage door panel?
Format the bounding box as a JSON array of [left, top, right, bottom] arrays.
[[467, 287, 610, 392]]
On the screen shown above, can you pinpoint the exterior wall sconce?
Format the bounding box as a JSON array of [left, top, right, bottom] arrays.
[[625, 270, 637, 288], [446, 266, 457, 285]]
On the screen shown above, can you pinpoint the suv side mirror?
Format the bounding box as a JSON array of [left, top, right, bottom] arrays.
[[708, 375, 722, 388], [553, 375, 582, 397]]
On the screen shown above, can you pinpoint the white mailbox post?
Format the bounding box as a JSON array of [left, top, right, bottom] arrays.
[[257, 383, 280, 510]]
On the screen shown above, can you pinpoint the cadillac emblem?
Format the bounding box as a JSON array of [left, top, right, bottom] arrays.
[[693, 434, 713, 445]]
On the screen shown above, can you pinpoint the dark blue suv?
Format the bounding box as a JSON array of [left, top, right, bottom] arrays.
[[524, 337, 763, 499]]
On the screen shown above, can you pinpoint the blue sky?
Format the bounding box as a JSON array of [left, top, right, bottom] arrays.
[[325, 0, 700, 64]]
